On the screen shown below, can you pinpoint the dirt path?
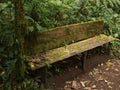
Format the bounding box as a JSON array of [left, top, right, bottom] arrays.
[[63, 59, 120, 90], [47, 58, 120, 90]]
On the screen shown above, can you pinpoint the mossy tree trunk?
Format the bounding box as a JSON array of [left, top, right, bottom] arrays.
[[14, 0, 28, 55], [13, 0, 28, 81]]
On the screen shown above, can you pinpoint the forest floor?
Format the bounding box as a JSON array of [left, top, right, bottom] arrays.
[[45, 55, 120, 90]]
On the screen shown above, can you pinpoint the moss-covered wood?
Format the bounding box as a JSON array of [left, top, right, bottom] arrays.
[[25, 20, 104, 55], [27, 34, 115, 70]]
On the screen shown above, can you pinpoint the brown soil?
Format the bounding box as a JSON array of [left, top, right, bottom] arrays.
[[45, 55, 120, 90]]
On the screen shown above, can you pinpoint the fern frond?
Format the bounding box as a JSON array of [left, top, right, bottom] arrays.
[[116, 0, 120, 5], [107, 0, 114, 7], [96, 0, 100, 7], [91, 0, 120, 8], [112, 0, 119, 7], [103, 0, 107, 8]]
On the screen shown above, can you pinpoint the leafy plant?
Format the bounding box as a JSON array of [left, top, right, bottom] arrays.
[[0, 0, 27, 90], [22, 79, 39, 90], [0, 0, 120, 89]]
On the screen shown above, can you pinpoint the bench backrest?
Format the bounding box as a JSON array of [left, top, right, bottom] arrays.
[[25, 20, 104, 55]]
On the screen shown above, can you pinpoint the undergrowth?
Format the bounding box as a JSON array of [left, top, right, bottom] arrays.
[[0, 0, 120, 90]]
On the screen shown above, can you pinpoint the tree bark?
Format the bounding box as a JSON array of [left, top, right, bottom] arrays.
[[13, 0, 28, 80], [14, 0, 28, 55]]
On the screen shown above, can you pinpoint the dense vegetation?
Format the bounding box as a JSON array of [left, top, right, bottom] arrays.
[[0, 0, 120, 89]]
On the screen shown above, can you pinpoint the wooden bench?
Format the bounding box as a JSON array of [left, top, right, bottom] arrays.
[[24, 19, 115, 70]]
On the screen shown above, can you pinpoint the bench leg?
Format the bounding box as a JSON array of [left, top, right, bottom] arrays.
[[82, 52, 87, 72], [41, 67, 48, 84]]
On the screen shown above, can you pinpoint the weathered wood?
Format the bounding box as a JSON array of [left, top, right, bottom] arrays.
[[27, 34, 115, 70], [25, 20, 104, 55]]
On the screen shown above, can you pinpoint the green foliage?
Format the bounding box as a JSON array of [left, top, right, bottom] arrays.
[[22, 79, 39, 90], [0, 29, 14, 59], [0, 1, 27, 90], [24, 0, 120, 31], [0, 0, 15, 83], [45, 61, 52, 68], [24, 0, 73, 31], [0, 0, 120, 89]]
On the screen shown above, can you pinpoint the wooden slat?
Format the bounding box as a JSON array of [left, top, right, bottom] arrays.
[[25, 20, 104, 55], [27, 34, 115, 70]]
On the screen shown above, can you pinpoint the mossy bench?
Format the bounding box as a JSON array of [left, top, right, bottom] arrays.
[[25, 19, 115, 70]]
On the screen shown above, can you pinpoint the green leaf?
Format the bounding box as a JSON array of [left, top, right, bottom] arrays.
[[29, 26, 34, 32], [25, 16, 34, 22], [114, 33, 119, 38], [108, 0, 114, 7], [0, 3, 8, 11], [0, 65, 3, 70], [96, 0, 100, 7], [45, 61, 51, 68], [113, 14, 118, 18], [0, 47, 4, 52], [36, 23, 42, 30]]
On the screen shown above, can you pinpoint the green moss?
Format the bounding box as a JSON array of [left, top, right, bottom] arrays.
[[39, 19, 104, 33], [25, 19, 104, 55]]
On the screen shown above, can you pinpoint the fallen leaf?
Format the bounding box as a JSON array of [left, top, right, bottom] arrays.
[[101, 63, 104, 66], [106, 61, 113, 67], [107, 81, 111, 86], [80, 81, 85, 87], [105, 68, 109, 71], [108, 85, 112, 88], [71, 81, 77, 89], [89, 72, 93, 75], [64, 85, 71, 90], [97, 76, 104, 81], [92, 85, 96, 88], [84, 87, 91, 90], [66, 81, 71, 84], [98, 64, 101, 67], [105, 80, 108, 82], [115, 68, 119, 71]]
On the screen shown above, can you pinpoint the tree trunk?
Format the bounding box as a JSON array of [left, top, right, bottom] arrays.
[[13, 0, 28, 81], [14, 0, 28, 55]]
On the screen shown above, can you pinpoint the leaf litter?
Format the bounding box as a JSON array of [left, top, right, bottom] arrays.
[[63, 59, 120, 90]]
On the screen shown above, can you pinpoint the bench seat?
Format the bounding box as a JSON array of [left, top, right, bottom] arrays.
[[26, 34, 115, 70]]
